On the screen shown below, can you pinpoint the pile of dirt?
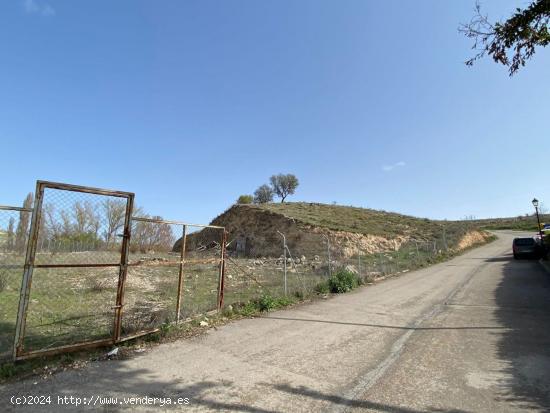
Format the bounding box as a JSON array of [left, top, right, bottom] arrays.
[[454, 230, 493, 251], [175, 203, 487, 259]]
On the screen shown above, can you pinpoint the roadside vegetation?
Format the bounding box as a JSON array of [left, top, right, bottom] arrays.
[[254, 202, 479, 242], [474, 215, 550, 232]]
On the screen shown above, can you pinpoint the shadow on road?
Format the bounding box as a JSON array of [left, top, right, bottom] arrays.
[[494, 257, 550, 410], [0, 359, 282, 413], [262, 315, 508, 331], [264, 383, 470, 413]]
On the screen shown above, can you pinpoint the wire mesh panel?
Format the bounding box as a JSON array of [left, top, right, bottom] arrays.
[[0, 207, 31, 360], [34, 188, 126, 265], [123, 219, 181, 337], [179, 225, 224, 319], [16, 181, 134, 358], [120, 220, 225, 338], [223, 234, 285, 306], [23, 267, 119, 352]]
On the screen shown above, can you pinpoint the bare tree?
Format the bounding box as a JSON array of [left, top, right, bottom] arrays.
[[269, 174, 299, 203], [73, 202, 88, 235], [132, 215, 174, 253], [85, 201, 101, 237], [59, 210, 72, 236], [6, 217, 15, 250], [43, 203, 61, 239], [103, 199, 127, 246]]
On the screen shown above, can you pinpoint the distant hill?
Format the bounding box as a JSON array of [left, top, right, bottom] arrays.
[[472, 214, 549, 232]]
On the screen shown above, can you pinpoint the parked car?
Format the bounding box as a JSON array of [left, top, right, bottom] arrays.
[[512, 237, 540, 259]]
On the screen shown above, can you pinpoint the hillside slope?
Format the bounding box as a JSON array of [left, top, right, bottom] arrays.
[[178, 203, 489, 258]]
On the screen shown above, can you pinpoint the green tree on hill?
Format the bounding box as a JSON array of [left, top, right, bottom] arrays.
[[254, 185, 274, 204], [270, 174, 299, 203]]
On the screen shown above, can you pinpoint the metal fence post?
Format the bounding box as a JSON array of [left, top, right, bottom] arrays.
[[217, 230, 227, 311], [176, 224, 187, 322], [113, 192, 134, 343], [277, 231, 287, 296], [358, 251, 362, 281], [13, 181, 43, 359]]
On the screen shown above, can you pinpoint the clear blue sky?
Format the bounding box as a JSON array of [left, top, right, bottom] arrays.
[[1, 0, 548, 223]]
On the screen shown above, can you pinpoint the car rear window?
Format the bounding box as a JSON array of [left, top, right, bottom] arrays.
[[514, 238, 535, 246]]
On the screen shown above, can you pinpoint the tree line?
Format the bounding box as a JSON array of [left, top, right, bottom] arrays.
[[2, 193, 175, 254]]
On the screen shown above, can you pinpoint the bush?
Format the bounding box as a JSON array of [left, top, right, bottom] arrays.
[[315, 281, 330, 294], [258, 294, 277, 311], [328, 269, 359, 293], [255, 294, 295, 312], [237, 195, 253, 204]]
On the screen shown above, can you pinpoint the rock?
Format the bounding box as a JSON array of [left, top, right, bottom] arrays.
[[200, 321, 209, 327], [300, 255, 307, 262], [344, 264, 358, 274], [314, 255, 320, 261]]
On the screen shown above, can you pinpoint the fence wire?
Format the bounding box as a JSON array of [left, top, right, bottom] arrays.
[[0, 207, 31, 360], [122, 220, 225, 337], [222, 227, 476, 307], [34, 188, 126, 265]]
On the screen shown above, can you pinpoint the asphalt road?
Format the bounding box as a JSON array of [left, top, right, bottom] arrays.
[[1, 230, 549, 412]]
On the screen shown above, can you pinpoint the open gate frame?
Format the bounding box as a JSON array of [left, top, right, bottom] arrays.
[[10, 181, 226, 361]]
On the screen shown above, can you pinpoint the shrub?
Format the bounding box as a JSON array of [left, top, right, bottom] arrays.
[[239, 302, 259, 316], [237, 195, 253, 204], [315, 281, 330, 295], [258, 294, 277, 311], [255, 294, 295, 312], [328, 269, 359, 293]]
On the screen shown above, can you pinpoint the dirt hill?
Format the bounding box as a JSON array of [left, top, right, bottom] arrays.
[[176, 203, 490, 259]]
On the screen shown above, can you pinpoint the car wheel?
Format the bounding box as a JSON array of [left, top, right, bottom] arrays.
[[513, 253, 519, 260]]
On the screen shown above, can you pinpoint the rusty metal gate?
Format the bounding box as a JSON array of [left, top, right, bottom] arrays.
[[13, 181, 134, 359]]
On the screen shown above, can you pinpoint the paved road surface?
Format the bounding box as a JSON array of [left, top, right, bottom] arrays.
[[1, 231, 549, 412]]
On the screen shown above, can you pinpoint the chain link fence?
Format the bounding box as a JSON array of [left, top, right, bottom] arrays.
[[0, 206, 31, 361], [221, 224, 480, 308], [121, 219, 225, 338]]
